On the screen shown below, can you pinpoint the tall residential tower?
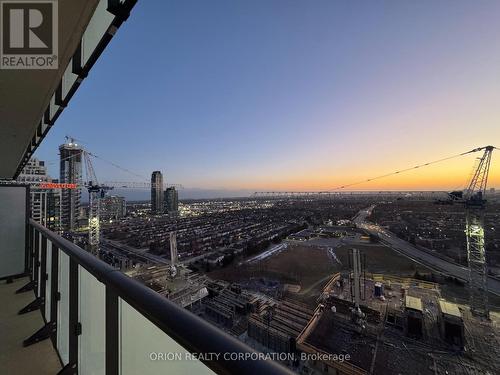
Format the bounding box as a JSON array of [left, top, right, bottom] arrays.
[[17, 158, 62, 233], [165, 186, 179, 214], [151, 171, 164, 214], [59, 141, 83, 232]]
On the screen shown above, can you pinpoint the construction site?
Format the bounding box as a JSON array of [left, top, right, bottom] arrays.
[[199, 279, 316, 358], [125, 232, 210, 308], [168, 236, 500, 375], [197, 146, 500, 374], [199, 251, 500, 374], [296, 267, 500, 375]]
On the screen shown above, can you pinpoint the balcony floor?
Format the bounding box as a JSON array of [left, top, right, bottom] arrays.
[[0, 277, 61, 375]]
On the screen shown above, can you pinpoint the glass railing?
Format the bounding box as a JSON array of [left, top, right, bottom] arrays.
[[28, 219, 292, 374], [81, 0, 116, 69]]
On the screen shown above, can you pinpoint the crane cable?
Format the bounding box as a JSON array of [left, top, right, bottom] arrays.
[[85, 151, 146, 180], [328, 146, 496, 191], [45, 150, 84, 165], [43, 147, 147, 183]]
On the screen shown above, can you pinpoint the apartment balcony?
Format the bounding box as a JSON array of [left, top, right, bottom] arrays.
[[0, 185, 292, 375]]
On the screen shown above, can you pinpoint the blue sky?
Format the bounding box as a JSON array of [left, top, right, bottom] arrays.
[[35, 0, 500, 197]]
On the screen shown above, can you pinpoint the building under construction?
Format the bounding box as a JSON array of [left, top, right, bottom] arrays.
[[200, 280, 315, 349], [128, 264, 209, 308], [295, 272, 500, 375], [203, 282, 257, 334], [247, 298, 314, 353]]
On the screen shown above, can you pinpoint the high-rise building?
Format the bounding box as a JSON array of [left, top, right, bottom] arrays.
[[151, 171, 164, 214], [17, 158, 51, 183], [165, 186, 179, 214], [17, 158, 62, 233], [59, 142, 83, 232], [101, 195, 127, 220]]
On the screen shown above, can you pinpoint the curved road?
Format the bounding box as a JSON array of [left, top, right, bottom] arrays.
[[354, 206, 500, 296]]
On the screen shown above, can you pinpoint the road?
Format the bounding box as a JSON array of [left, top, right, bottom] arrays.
[[354, 206, 500, 296]]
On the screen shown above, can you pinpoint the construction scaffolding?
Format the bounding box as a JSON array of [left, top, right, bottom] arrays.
[[247, 299, 313, 353]]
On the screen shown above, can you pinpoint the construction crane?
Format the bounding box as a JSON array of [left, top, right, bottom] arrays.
[[61, 136, 110, 256], [349, 248, 367, 331], [463, 145, 494, 318], [102, 181, 183, 189], [81, 148, 112, 256], [62, 136, 183, 256], [168, 231, 178, 278]]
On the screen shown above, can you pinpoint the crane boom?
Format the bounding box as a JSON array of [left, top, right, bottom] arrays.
[[464, 146, 493, 202], [102, 181, 183, 189]]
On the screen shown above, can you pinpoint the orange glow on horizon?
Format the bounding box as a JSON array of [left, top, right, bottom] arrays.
[[214, 153, 500, 191]]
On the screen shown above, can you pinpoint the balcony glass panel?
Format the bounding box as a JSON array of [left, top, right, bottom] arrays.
[[81, 0, 115, 67], [78, 266, 106, 374], [119, 299, 216, 375], [0, 185, 26, 278], [49, 94, 59, 123], [57, 250, 70, 365], [61, 58, 78, 101], [44, 240, 52, 320]]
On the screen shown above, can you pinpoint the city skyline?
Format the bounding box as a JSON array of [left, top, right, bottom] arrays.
[[32, 0, 499, 194]]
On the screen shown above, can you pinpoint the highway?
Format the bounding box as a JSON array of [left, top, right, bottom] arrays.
[[354, 206, 500, 296]]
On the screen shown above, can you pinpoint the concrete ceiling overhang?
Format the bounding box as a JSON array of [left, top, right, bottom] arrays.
[[0, 0, 136, 180]]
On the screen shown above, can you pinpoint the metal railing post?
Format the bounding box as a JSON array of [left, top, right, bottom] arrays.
[[106, 286, 119, 375], [68, 259, 79, 374]]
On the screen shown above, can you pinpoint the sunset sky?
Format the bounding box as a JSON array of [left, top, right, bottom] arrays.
[[35, 1, 500, 195]]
